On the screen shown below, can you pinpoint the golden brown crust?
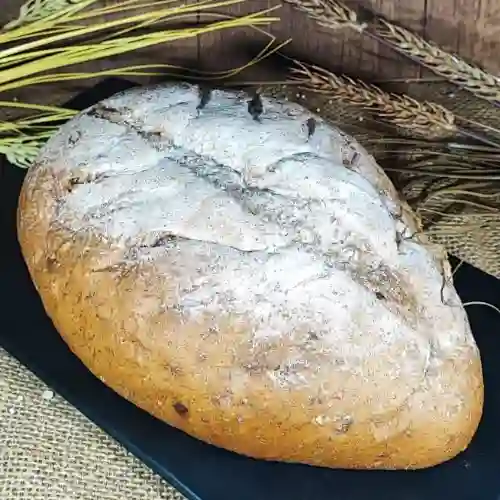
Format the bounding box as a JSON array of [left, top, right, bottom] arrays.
[[18, 165, 483, 471], [17, 84, 484, 470]]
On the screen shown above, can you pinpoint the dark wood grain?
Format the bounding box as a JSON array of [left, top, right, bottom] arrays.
[[194, 0, 500, 83], [424, 0, 461, 76], [356, 0, 427, 78], [270, 3, 346, 74], [197, 0, 274, 78], [455, 0, 500, 73]]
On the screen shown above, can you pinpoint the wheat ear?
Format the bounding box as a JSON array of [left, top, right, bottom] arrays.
[[290, 62, 458, 139], [4, 0, 87, 29], [287, 0, 500, 106], [282, 0, 364, 31], [373, 19, 500, 105]]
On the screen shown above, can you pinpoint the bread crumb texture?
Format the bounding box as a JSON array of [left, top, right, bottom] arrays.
[[17, 83, 484, 470]]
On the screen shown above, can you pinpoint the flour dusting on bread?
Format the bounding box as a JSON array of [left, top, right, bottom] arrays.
[[18, 83, 484, 470]]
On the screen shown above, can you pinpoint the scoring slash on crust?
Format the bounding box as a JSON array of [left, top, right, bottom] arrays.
[[16, 82, 484, 471]]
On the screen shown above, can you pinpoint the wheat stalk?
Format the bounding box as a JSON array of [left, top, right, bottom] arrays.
[[290, 61, 458, 139], [373, 19, 500, 105], [287, 0, 500, 106], [282, 0, 363, 31]]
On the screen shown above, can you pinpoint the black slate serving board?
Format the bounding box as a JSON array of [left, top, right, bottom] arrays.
[[2, 79, 500, 500]]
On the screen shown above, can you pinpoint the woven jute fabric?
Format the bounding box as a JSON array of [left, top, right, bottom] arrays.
[[0, 347, 186, 500]]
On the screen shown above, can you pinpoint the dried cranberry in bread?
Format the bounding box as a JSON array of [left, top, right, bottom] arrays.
[[17, 83, 483, 470]]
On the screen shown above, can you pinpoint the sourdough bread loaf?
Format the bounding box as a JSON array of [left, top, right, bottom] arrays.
[[17, 83, 483, 470]]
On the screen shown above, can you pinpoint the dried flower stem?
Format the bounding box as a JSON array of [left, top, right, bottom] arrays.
[[290, 61, 457, 139]]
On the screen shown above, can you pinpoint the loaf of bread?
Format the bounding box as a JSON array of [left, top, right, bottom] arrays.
[[17, 83, 483, 470]]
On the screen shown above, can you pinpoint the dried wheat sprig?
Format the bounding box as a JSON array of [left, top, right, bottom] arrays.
[[290, 61, 457, 139], [4, 0, 88, 29], [0, 131, 54, 167], [282, 0, 363, 32], [287, 0, 500, 106], [384, 167, 500, 181], [298, 0, 500, 106], [417, 186, 500, 204], [428, 197, 499, 212], [417, 207, 500, 220], [372, 19, 500, 105]]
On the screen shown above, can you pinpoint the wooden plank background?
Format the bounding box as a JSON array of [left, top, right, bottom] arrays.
[[194, 0, 500, 78], [1, 0, 499, 106]]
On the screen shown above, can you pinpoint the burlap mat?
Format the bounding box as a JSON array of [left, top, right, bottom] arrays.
[[0, 347, 186, 499]]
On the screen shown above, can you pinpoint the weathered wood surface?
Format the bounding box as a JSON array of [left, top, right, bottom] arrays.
[[195, 0, 500, 78], [1, 0, 499, 107]]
